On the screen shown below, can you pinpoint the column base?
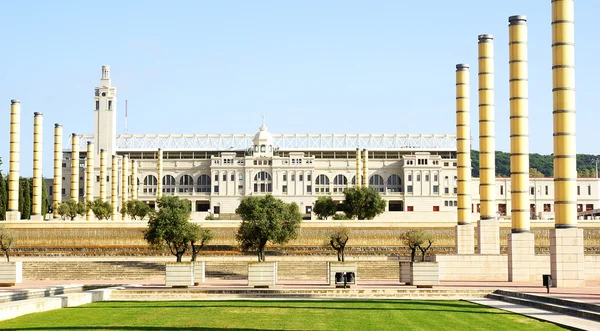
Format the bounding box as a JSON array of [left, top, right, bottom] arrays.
[[508, 232, 535, 282], [477, 218, 500, 255], [455, 223, 474, 255], [551, 228, 585, 288], [30, 214, 44, 221], [4, 211, 21, 221]]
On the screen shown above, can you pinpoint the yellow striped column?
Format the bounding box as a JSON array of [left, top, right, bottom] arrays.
[[355, 148, 361, 188], [6, 100, 21, 220], [508, 15, 535, 282], [122, 155, 129, 220], [99, 149, 107, 202], [157, 149, 163, 198], [111, 155, 118, 220], [455, 63, 474, 255], [131, 159, 138, 200], [550, 0, 584, 287], [70, 134, 79, 201], [86, 141, 94, 220], [362, 149, 368, 188], [31, 112, 43, 220], [477, 34, 500, 255], [53, 124, 62, 219]]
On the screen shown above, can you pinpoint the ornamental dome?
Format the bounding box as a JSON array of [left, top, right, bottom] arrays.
[[253, 122, 274, 148]]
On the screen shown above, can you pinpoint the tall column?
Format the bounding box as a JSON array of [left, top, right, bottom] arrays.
[[455, 64, 474, 254], [131, 159, 138, 201], [31, 112, 43, 220], [53, 124, 62, 219], [355, 148, 361, 188], [122, 155, 129, 220], [157, 149, 163, 198], [111, 155, 118, 220], [86, 141, 95, 220], [550, 0, 584, 287], [362, 149, 368, 188], [6, 100, 21, 220], [507, 15, 535, 282], [70, 134, 79, 202], [477, 35, 500, 255], [99, 149, 107, 202]]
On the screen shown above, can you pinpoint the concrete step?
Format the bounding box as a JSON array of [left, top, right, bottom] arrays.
[[487, 291, 600, 322]]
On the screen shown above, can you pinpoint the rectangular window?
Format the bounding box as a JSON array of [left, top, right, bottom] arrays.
[[416, 175, 421, 181], [425, 175, 429, 181], [408, 175, 412, 182], [434, 175, 438, 182], [214, 186, 219, 193], [577, 186, 581, 196], [444, 201, 449, 207], [79, 188, 84, 196], [222, 174, 226, 181], [214, 175, 218, 181], [61, 188, 65, 195], [238, 185, 244, 191], [545, 185, 549, 195], [589, 186, 592, 195], [544, 204, 551, 212], [433, 206, 439, 212], [299, 175, 303, 181], [307, 174, 312, 181], [444, 187, 449, 194], [453, 201, 458, 207], [283, 174, 287, 181], [307, 185, 312, 193], [453, 187, 458, 194], [530, 187, 535, 195], [500, 185, 504, 195], [96, 176, 100, 182], [231, 174, 235, 181], [407, 185, 413, 193], [108, 100, 112, 110], [586, 204, 594, 211], [239, 174, 243, 181], [433, 185, 439, 193], [291, 175, 295, 181], [407, 206, 414, 212], [282, 185, 288, 193], [95, 101, 99, 110]]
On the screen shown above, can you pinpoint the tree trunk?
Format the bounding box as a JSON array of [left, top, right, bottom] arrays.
[[337, 250, 341, 261], [4, 251, 9, 263], [176, 252, 183, 262], [191, 250, 197, 262], [410, 248, 416, 262], [340, 246, 345, 262]]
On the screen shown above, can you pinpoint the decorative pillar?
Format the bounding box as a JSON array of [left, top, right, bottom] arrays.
[[86, 141, 94, 220], [31, 112, 43, 220], [477, 35, 500, 254], [99, 149, 107, 202], [131, 159, 138, 201], [111, 155, 118, 220], [550, 0, 584, 287], [362, 149, 368, 188], [355, 148, 361, 188], [53, 124, 62, 219], [122, 155, 129, 220], [455, 64, 474, 254], [6, 100, 21, 220], [70, 133, 79, 202], [157, 148, 163, 198], [507, 15, 535, 282]]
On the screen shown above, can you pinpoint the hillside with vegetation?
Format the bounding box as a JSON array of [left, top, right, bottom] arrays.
[[471, 150, 600, 178]]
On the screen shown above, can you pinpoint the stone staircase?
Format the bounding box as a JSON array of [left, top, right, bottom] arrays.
[[487, 289, 600, 322], [23, 260, 401, 281]]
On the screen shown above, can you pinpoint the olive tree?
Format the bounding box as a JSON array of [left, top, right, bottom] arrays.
[[313, 196, 337, 220], [328, 227, 349, 262], [57, 199, 87, 220], [190, 226, 213, 262], [400, 230, 434, 262], [0, 224, 14, 262], [235, 195, 302, 262], [144, 196, 196, 262], [87, 198, 113, 220], [342, 187, 386, 220], [121, 200, 153, 220]]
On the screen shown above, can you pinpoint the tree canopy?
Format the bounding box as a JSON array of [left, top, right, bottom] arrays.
[[144, 196, 196, 262], [342, 187, 386, 220], [328, 227, 349, 262], [121, 200, 153, 220], [0, 224, 15, 262], [313, 196, 337, 220], [190, 226, 213, 262], [87, 198, 113, 220], [400, 230, 434, 262], [57, 199, 87, 220], [235, 195, 302, 262]]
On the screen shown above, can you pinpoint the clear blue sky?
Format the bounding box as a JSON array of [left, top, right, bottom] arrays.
[[1, 0, 599, 177]]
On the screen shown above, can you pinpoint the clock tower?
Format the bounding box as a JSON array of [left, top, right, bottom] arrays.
[[93, 65, 117, 165]]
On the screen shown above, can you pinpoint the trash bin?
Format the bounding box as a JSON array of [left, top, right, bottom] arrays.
[[335, 272, 344, 284], [543, 274, 552, 287], [345, 272, 356, 284]]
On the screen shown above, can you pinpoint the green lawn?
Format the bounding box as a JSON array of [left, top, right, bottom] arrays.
[[0, 300, 565, 331]]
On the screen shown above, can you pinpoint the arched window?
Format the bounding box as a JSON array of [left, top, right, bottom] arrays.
[[253, 171, 272, 193], [387, 174, 403, 192], [143, 175, 157, 194], [333, 174, 347, 193], [179, 175, 194, 193], [315, 174, 330, 194], [162, 175, 176, 194], [351, 175, 363, 186], [369, 174, 385, 192], [196, 174, 211, 193]]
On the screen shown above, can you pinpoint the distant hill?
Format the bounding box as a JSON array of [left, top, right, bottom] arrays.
[[470, 150, 600, 178]]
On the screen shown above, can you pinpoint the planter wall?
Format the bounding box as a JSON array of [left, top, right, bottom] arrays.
[[193, 261, 205, 285], [327, 262, 358, 286], [248, 262, 277, 287], [165, 262, 194, 287], [0, 262, 23, 287], [410, 262, 439, 288], [399, 261, 411, 284]]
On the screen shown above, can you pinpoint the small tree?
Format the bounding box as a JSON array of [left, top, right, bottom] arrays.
[[329, 227, 350, 262], [313, 196, 337, 220], [190, 225, 213, 262], [87, 198, 113, 220], [417, 233, 434, 262], [122, 200, 152, 220], [57, 199, 87, 220], [144, 196, 196, 262], [401, 230, 434, 262], [0, 224, 15, 262], [342, 187, 386, 220], [235, 195, 302, 262]]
